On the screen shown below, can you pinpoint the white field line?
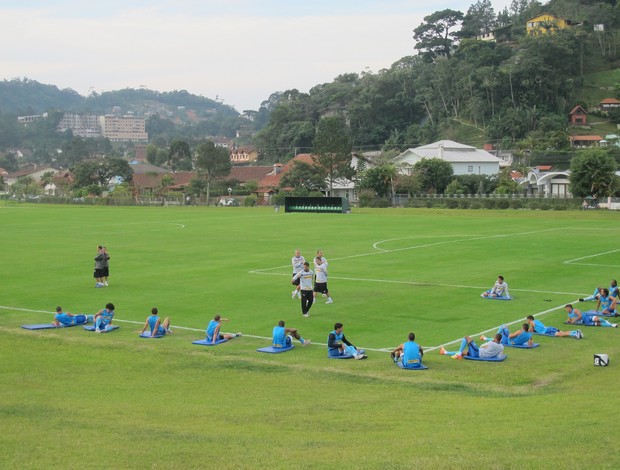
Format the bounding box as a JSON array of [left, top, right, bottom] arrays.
[[563, 248, 620, 268]]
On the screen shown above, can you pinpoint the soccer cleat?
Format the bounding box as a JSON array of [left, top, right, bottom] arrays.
[[354, 353, 367, 360], [578, 298, 585, 302], [452, 354, 462, 360], [235, 332, 242, 337], [577, 330, 583, 339], [292, 290, 297, 298], [390, 351, 396, 362], [302, 313, 309, 318], [322, 293, 327, 297], [104, 281, 108, 286], [95, 328, 102, 334], [95, 283, 103, 288], [612, 323, 618, 328], [297, 291, 301, 299], [439, 346, 447, 355], [325, 298, 333, 304], [303, 339, 311, 346]]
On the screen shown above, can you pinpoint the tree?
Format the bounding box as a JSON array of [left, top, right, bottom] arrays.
[[71, 157, 133, 190], [194, 140, 232, 204], [312, 116, 354, 196], [459, 0, 496, 39], [168, 139, 192, 171], [358, 163, 398, 198], [279, 161, 326, 193], [412, 158, 453, 193], [569, 149, 618, 198], [413, 9, 464, 61]]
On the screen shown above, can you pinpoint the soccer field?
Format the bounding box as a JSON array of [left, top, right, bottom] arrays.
[[1, 204, 619, 469]]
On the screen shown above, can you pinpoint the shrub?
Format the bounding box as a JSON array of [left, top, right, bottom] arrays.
[[244, 195, 257, 207], [446, 199, 459, 209], [469, 201, 481, 209], [509, 199, 523, 209], [458, 199, 470, 209], [528, 201, 540, 210], [496, 199, 510, 209]]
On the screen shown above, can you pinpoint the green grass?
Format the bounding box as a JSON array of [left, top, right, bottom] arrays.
[[1, 203, 619, 469]]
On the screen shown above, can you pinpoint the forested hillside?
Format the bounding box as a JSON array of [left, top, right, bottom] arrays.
[[255, 0, 620, 162]]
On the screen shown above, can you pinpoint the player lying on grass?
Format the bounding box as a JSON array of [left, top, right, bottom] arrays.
[[140, 307, 172, 336], [390, 332, 424, 368], [564, 304, 617, 327], [481, 275, 510, 298], [481, 323, 533, 346], [206, 314, 242, 343], [272, 320, 311, 348], [526, 315, 583, 339], [52, 306, 91, 327], [440, 333, 504, 360]]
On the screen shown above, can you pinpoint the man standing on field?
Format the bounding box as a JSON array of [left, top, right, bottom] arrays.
[[291, 249, 305, 299], [292, 262, 314, 317]]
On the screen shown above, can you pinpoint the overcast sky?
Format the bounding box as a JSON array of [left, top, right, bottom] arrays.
[[0, 0, 513, 112]]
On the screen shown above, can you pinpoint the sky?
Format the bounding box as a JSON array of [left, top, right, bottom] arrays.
[[0, 0, 513, 112]]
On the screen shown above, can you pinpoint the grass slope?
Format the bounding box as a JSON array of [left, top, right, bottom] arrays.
[[1, 204, 619, 469]]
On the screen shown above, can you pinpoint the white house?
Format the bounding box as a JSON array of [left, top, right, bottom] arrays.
[[520, 170, 571, 197], [393, 140, 501, 176]]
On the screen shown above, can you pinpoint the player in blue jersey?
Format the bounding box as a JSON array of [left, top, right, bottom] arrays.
[[565, 304, 617, 327], [292, 262, 315, 317], [579, 280, 618, 302], [206, 314, 241, 343], [596, 288, 617, 315], [481, 275, 510, 298], [140, 307, 172, 337], [93, 303, 115, 333], [327, 322, 366, 359], [52, 306, 91, 327], [526, 315, 582, 338], [440, 333, 504, 359], [481, 323, 533, 346], [391, 332, 424, 368], [272, 320, 311, 348]]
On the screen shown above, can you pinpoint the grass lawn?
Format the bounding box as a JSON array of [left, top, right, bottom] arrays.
[[1, 203, 619, 469]]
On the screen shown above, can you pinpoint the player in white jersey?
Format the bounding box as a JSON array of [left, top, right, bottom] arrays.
[[291, 249, 305, 299], [292, 262, 315, 317], [313, 250, 332, 303], [482, 275, 510, 298]]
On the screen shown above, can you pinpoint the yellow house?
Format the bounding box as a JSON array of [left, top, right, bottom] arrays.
[[526, 14, 574, 36]]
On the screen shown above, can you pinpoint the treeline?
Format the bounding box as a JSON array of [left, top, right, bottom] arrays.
[[254, 0, 620, 163]]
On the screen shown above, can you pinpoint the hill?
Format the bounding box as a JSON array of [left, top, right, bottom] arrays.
[[0, 78, 239, 122]]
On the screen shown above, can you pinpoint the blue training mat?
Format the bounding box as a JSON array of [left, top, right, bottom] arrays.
[[192, 338, 228, 346], [140, 332, 164, 338], [584, 309, 616, 317], [504, 342, 539, 348], [21, 324, 65, 330], [328, 354, 355, 359], [83, 325, 120, 332], [480, 294, 513, 300], [464, 354, 507, 362], [396, 361, 428, 370], [256, 345, 294, 354]]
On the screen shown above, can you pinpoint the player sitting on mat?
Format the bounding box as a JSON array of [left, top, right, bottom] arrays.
[[328, 322, 366, 359], [565, 304, 617, 327], [206, 314, 241, 344], [140, 307, 172, 336], [440, 333, 504, 360], [481, 275, 510, 298], [52, 306, 91, 327], [93, 303, 116, 333], [272, 320, 311, 348], [526, 315, 583, 339], [596, 288, 617, 316], [390, 332, 424, 368], [481, 323, 533, 346]]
